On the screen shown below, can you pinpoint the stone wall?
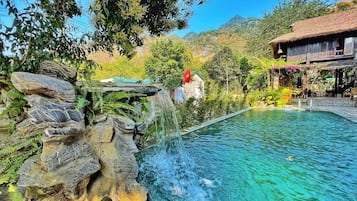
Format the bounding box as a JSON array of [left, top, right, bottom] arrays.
[[9, 61, 148, 201]]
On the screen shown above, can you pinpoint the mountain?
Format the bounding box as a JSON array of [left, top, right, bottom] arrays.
[[181, 15, 260, 59], [220, 15, 260, 33], [89, 15, 260, 79], [182, 29, 246, 59], [182, 32, 199, 41]]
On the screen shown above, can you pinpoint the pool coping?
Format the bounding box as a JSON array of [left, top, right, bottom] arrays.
[[181, 105, 357, 135], [182, 105, 357, 136], [181, 107, 252, 135], [297, 106, 357, 124]]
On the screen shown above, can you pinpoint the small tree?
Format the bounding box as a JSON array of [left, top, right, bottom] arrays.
[[204, 47, 240, 94], [145, 38, 192, 90], [239, 56, 254, 87]]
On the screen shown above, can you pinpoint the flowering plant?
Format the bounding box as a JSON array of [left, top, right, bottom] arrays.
[[272, 65, 302, 71]]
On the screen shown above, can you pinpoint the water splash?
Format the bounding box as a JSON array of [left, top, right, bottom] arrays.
[[137, 90, 210, 201]]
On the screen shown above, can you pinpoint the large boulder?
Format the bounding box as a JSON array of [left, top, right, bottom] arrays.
[[17, 153, 100, 200], [25, 95, 82, 123], [88, 115, 138, 182], [93, 133, 139, 182], [18, 139, 101, 199], [11, 72, 76, 102], [39, 60, 77, 84], [40, 139, 98, 173]]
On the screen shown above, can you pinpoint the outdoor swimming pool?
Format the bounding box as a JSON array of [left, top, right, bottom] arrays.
[[137, 109, 357, 201]]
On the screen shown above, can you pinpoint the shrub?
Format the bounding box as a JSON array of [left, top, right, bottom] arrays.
[[247, 87, 292, 107], [176, 93, 244, 130]]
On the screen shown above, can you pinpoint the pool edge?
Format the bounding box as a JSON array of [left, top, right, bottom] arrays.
[[181, 107, 253, 135]]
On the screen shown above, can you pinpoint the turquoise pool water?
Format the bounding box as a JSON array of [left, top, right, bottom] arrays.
[[137, 109, 357, 201]]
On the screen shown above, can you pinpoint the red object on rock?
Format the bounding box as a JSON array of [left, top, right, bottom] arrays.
[[183, 69, 191, 83]]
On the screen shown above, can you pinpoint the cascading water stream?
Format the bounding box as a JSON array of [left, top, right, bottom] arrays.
[[137, 90, 211, 201]]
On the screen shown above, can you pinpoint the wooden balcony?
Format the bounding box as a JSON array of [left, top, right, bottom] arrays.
[[287, 49, 355, 63]]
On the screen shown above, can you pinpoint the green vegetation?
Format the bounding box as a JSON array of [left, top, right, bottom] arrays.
[[0, 80, 42, 198], [204, 47, 240, 94], [76, 81, 148, 124], [7, 184, 24, 201], [0, 0, 95, 77], [247, 88, 293, 107], [333, 0, 357, 12], [102, 91, 147, 122], [145, 38, 192, 90], [0, 80, 26, 134], [92, 56, 147, 80], [0, 134, 42, 185], [176, 92, 244, 128]]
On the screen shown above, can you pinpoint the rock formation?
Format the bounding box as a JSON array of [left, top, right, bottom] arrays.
[[11, 61, 149, 201]]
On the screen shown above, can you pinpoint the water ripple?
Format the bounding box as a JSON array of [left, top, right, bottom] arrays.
[[139, 110, 357, 201]]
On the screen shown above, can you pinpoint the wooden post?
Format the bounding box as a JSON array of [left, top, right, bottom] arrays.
[[334, 69, 338, 96]]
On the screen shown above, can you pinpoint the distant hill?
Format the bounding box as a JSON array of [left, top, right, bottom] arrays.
[[182, 29, 246, 59], [182, 32, 199, 41], [89, 15, 260, 79], [220, 15, 260, 31], [180, 15, 260, 59]]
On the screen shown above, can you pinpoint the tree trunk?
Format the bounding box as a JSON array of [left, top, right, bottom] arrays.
[[226, 69, 229, 94]]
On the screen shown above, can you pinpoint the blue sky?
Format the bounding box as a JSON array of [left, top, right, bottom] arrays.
[[170, 0, 282, 37]]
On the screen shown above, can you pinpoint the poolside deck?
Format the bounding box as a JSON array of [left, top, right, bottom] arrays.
[[292, 97, 357, 123]]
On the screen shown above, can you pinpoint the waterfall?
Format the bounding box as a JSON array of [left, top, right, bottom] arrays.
[[137, 90, 210, 201]]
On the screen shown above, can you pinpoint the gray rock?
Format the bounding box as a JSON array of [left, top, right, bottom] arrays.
[[110, 115, 135, 133], [17, 155, 60, 188], [92, 114, 108, 124], [18, 150, 100, 199], [58, 158, 99, 197], [114, 128, 138, 154], [90, 134, 138, 182], [89, 122, 114, 143], [11, 72, 76, 102], [25, 95, 82, 123], [87, 115, 139, 183], [25, 94, 76, 109], [43, 121, 85, 143], [39, 60, 77, 84], [41, 139, 98, 172], [12, 118, 56, 138], [135, 122, 147, 135]]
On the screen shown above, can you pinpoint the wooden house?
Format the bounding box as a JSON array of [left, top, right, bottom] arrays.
[[270, 9, 357, 97]]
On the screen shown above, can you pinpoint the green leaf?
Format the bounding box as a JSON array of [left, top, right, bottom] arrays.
[[8, 184, 24, 201], [76, 97, 90, 110]]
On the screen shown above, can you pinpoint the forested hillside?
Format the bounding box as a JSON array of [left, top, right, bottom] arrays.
[[90, 15, 257, 80], [89, 0, 356, 81]]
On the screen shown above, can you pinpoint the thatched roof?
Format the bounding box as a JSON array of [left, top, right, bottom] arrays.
[[270, 8, 357, 45]]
